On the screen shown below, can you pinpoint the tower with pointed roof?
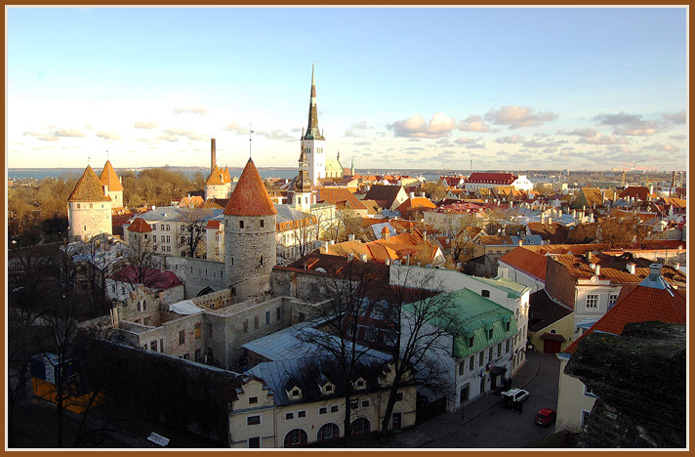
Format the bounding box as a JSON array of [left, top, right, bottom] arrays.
[[99, 160, 124, 209], [293, 144, 314, 213], [302, 64, 326, 186], [223, 158, 278, 302], [67, 165, 113, 241]]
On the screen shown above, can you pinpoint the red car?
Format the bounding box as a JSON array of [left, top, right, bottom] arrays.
[[534, 408, 556, 426]]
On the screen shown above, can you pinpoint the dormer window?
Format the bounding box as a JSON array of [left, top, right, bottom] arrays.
[[488, 328, 494, 340], [354, 378, 366, 390], [468, 336, 474, 348]]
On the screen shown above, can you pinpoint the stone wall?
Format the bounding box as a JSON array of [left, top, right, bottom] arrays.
[[225, 214, 277, 302], [164, 256, 226, 298], [68, 201, 112, 241], [565, 321, 686, 448], [545, 256, 577, 310]]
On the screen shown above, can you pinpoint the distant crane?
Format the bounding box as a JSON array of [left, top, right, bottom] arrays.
[[611, 162, 659, 187]]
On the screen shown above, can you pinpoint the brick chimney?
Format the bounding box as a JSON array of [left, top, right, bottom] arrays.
[[211, 138, 217, 171]]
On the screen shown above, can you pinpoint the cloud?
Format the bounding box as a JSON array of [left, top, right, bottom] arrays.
[[559, 128, 629, 145], [389, 113, 456, 139], [653, 143, 680, 153], [484, 105, 558, 129], [495, 134, 524, 144], [173, 106, 208, 115], [594, 111, 661, 136], [22, 132, 40, 137], [662, 110, 686, 125], [38, 135, 60, 142], [225, 122, 249, 135], [54, 128, 86, 137], [96, 131, 121, 140], [455, 137, 485, 149], [669, 133, 687, 141], [355, 141, 371, 146], [255, 129, 294, 142], [160, 128, 205, 142], [134, 121, 158, 129], [458, 115, 490, 132]]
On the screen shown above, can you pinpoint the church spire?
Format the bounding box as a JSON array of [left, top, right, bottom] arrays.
[[303, 63, 324, 141]]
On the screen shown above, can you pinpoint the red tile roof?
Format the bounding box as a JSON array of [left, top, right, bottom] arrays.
[[466, 172, 516, 185], [110, 266, 183, 290], [127, 217, 153, 232], [499, 244, 603, 282], [99, 160, 124, 192], [395, 197, 436, 216], [316, 187, 367, 210], [205, 165, 232, 185], [564, 284, 686, 354], [68, 165, 111, 202], [223, 159, 277, 216]]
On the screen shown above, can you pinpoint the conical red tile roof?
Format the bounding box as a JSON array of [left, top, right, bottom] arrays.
[[223, 158, 277, 216], [68, 165, 111, 202], [99, 160, 124, 192]]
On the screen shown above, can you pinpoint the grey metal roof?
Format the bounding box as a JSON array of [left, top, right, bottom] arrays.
[[134, 206, 223, 223]]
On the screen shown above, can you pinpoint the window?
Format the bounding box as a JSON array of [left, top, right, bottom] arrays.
[[243, 319, 248, 333], [324, 384, 333, 393], [481, 289, 490, 298], [497, 343, 502, 357], [178, 330, 185, 345], [350, 418, 371, 436], [194, 322, 201, 339], [291, 388, 300, 397], [581, 410, 591, 428], [265, 311, 271, 325], [160, 224, 164, 231], [254, 315, 259, 329], [298, 312, 306, 323], [356, 379, 365, 388], [331, 405, 339, 413], [505, 321, 511, 332], [361, 400, 370, 408], [468, 336, 474, 348], [469, 356, 474, 371], [365, 327, 378, 342], [609, 294, 619, 308], [166, 236, 171, 243], [284, 429, 307, 447], [150, 341, 157, 352], [506, 339, 510, 353], [586, 295, 599, 309], [166, 224, 170, 231], [298, 411, 306, 418], [317, 424, 339, 442], [260, 256, 264, 265], [584, 385, 598, 398], [195, 349, 201, 361], [396, 392, 403, 401], [285, 412, 294, 420], [458, 363, 464, 376], [248, 437, 260, 448], [153, 235, 157, 242], [260, 219, 264, 228], [488, 347, 493, 360], [478, 352, 484, 367], [239, 221, 244, 229], [249, 396, 258, 405], [276, 307, 281, 321], [247, 415, 261, 426], [350, 400, 358, 409], [488, 328, 494, 340], [319, 407, 327, 414], [207, 323, 213, 339], [160, 339, 164, 353], [77, 204, 80, 209]]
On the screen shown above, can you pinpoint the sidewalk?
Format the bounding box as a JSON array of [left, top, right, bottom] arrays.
[[391, 352, 542, 448]]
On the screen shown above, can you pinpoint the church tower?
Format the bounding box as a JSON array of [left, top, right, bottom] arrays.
[[67, 165, 113, 241], [223, 158, 277, 302], [293, 145, 314, 213], [301, 64, 326, 186]]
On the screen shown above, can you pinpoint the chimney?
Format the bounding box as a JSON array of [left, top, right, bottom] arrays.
[[410, 191, 415, 199], [626, 262, 636, 275], [348, 233, 355, 242], [547, 217, 552, 225], [595, 264, 601, 276], [517, 239, 523, 247], [211, 138, 217, 171], [648, 263, 662, 281], [385, 258, 391, 265], [585, 251, 593, 262], [347, 253, 354, 261], [360, 254, 368, 262]]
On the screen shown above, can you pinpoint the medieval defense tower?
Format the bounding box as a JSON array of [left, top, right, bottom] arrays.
[[67, 164, 113, 241], [223, 158, 278, 302]]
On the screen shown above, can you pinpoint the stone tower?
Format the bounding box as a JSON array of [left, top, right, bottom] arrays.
[[293, 144, 313, 213], [302, 64, 326, 186], [223, 158, 277, 302], [67, 165, 112, 241], [98, 160, 124, 209]]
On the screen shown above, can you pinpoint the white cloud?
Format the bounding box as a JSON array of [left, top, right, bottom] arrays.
[[484, 105, 558, 129], [662, 110, 686, 125], [173, 106, 208, 115], [54, 128, 87, 138], [134, 121, 158, 129], [163, 128, 205, 141], [495, 134, 524, 144], [96, 131, 122, 140], [389, 113, 456, 139], [225, 122, 249, 135], [458, 115, 490, 132]]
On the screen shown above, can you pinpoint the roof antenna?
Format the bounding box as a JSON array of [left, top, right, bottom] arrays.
[[87, 156, 90, 165], [249, 123, 254, 159], [106, 149, 109, 160]]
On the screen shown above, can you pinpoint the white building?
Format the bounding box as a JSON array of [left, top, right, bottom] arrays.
[[67, 165, 113, 242]]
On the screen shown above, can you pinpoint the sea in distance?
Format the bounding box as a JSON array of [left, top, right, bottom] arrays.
[[8, 167, 448, 182]]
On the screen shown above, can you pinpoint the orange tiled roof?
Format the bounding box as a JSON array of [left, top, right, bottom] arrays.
[[564, 284, 686, 355], [68, 165, 111, 202], [223, 159, 277, 216], [527, 222, 569, 244], [316, 187, 367, 210], [619, 186, 650, 200], [499, 244, 604, 281], [205, 165, 232, 186], [206, 220, 222, 230], [127, 217, 153, 232], [395, 197, 436, 216], [99, 160, 124, 192]]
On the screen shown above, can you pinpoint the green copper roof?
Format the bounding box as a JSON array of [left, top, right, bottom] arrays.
[[403, 288, 517, 359], [472, 275, 531, 299]]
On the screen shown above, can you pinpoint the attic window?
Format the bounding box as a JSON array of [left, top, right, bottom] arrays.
[[249, 396, 258, 404], [488, 328, 494, 340], [324, 384, 333, 393], [291, 388, 301, 397], [356, 379, 365, 389], [468, 336, 474, 348]]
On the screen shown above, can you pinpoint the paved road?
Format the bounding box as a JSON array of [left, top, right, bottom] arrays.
[[394, 350, 561, 448]]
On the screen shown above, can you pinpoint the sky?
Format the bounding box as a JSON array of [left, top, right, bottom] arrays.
[[6, 6, 688, 172]]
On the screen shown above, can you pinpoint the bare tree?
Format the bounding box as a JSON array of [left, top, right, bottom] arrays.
[[177, 208, 209, 258]]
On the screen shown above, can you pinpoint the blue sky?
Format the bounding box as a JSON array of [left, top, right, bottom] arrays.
[[7, 7, 688, 172]]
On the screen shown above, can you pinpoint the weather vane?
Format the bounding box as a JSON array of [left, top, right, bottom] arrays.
[[249, 124, 254, 159]]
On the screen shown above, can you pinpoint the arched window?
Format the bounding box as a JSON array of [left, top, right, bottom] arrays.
[[350, 417, 371, 436], [284, 429, 307, 447], [317, 423, 340, 442]]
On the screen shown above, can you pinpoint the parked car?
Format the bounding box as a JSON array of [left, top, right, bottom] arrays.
[[534, 408, 557, 426], [501, 388, 529, 403]]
